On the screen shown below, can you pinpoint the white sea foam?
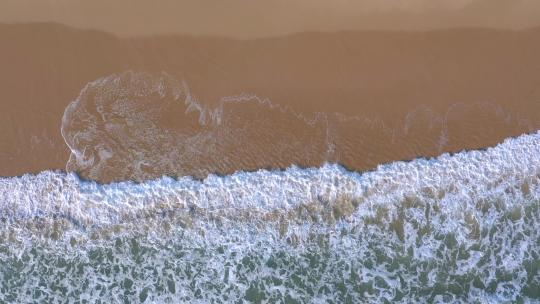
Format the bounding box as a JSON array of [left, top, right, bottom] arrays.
[[3, 130, 539, 232], [1, 130, 540, 302]]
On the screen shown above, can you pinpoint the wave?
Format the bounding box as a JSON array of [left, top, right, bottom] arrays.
[[60, 71, 531, 183], [1, 130, 539, 302]]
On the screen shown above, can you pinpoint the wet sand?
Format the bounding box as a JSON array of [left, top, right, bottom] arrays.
[[1, 23, 540, 182], [3, 0, 540, 38]]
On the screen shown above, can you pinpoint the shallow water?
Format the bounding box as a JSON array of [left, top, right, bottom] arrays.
[[60, 71, 533, 183], [1, 131, 539, 302]]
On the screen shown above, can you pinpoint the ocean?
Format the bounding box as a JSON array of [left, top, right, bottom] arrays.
[[1, 130, 539, 302]]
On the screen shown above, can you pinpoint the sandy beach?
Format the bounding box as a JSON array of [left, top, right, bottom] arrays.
[[1, 23, 540, 181], [3, 2, 540, 302]]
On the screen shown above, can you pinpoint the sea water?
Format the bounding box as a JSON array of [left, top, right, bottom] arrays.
[[1, 131, 539, 302]]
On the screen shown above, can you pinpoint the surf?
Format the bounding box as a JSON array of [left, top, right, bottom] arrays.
[[1, 130, 539, 302]]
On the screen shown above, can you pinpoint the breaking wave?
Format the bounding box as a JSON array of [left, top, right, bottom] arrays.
[[1, 130, 540, 302]]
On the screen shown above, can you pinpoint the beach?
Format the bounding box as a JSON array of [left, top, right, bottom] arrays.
[[1, 23, 540, 181], [1, 5, 540, 300]]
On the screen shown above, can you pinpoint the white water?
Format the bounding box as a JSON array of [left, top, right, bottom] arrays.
[[1, 130, 539, 302]]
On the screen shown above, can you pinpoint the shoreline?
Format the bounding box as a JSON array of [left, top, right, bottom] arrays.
[[2, 128, 538, 186], [2, 23, 540, 182]]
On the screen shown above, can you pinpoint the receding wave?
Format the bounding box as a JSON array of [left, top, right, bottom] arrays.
[[60, 71, 530, 183], [1, 130, 539, 302]]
